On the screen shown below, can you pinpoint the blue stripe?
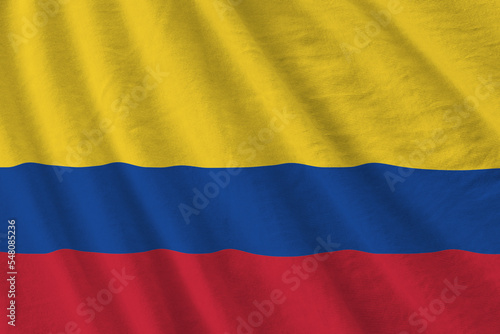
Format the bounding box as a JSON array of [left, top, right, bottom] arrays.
[[1, 163, 499, 255]]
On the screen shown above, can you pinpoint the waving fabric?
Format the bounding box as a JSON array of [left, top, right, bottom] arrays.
[[1, 0, 499, 333]]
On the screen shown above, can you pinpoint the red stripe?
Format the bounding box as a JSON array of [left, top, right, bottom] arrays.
[[2, 249, 499, 333]]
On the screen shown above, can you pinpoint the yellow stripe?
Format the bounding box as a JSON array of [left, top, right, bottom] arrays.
[[1, 0, 499, 168]]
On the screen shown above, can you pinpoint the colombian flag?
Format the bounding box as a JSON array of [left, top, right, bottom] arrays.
[[1, 0, 500, 333]]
